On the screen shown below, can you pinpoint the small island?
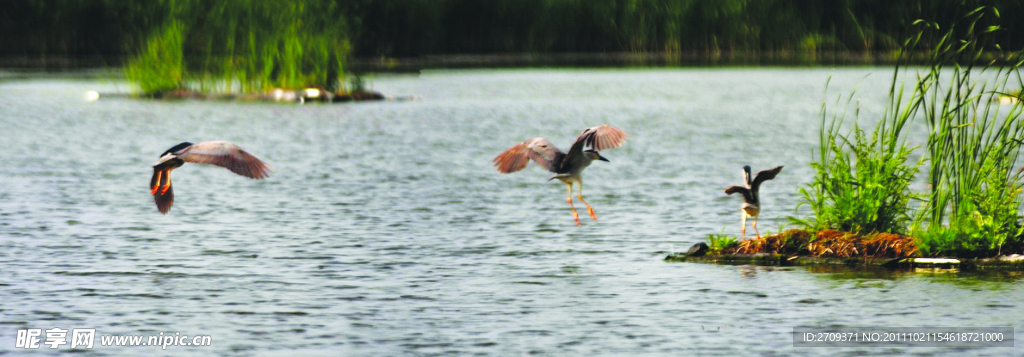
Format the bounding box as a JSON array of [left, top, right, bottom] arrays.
[[122, 4, 391, 102], [666, 230, 1024, 271], [668, 9, 1024, 272], [145, 87, 387, 103]]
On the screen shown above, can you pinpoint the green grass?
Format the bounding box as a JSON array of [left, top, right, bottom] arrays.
[[125, 20, 185, 94], [794, 78, 922, 235], [911, 7, 1024, 257], [797, 5, 1024, 257], [125, 0, 352, 95], [706, 234, 740, 254]]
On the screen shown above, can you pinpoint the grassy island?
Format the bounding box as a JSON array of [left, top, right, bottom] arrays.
[[122, 0, 380, 100], [684, 6, 1024, 266]]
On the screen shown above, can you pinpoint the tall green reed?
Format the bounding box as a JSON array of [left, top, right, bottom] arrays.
[[799, 4, 1024, 257], [794, 78, 922, 235], [912, 7, 1024, 257], [794, 18, 931, 235], [126, 0, 351, 94], [125, 20, 185, 94]]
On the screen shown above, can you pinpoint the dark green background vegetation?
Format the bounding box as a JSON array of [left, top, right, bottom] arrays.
[[5, 0, 1024, 60]]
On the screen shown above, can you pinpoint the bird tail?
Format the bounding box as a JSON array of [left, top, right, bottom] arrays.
[[151, 168, 174, 214]]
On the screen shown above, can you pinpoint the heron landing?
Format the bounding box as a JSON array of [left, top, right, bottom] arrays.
[[724, 165, 783, 238], [493, 125, 627, 226]]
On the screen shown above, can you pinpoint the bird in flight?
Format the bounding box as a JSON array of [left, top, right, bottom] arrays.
[[493, 125, 627, 226], [150, 141, 271, 214], [724, 165, 783, 238]]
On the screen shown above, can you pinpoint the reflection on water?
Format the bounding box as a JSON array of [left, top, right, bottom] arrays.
[[808, 265, 1024, 284], [0, 69, 1022, 356]]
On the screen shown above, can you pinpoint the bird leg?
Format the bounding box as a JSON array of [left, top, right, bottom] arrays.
[[577, 182, 597, 221], [151, 170, 163, 195], [740, 211, 747, 239], [753, 216, 760, 238], [160, 170, 172, 194], [566, 183, 580, 226]]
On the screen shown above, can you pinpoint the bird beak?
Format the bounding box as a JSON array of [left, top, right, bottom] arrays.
[[598, 154, 610, 162]]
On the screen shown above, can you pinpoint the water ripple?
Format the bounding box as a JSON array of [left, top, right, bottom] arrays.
[[0, 69, 1022, 356]]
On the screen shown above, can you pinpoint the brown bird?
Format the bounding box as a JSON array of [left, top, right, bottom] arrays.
[[151, 141, 270, 214], [493, 125, 627, 225], [725, 165, 783, 238]]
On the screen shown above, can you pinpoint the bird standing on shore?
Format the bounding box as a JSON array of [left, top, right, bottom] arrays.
[[493, 125, 627, 226], [151, 141, 271, 214], [725, 165, 783, 238]]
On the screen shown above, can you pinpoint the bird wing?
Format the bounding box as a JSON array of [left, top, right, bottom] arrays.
[[493, 137, 563, 173], [751, 165, 784, 191], [574, 125, 628, 151], [176, 141, 271, 179], [724, 185, 754, 202], [560, 125, 627, 171]]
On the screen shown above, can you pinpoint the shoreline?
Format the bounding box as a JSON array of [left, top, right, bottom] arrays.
[[667, 228, 1024, 271], [665, 253, 1024, 271], [87, 88, 402, 103]]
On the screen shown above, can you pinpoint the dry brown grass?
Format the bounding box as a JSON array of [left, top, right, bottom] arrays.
[[863, 233, 918, 257], [734, 229, 811, 255], [729, 229, 918, 258], [807, 230, 859, 257]]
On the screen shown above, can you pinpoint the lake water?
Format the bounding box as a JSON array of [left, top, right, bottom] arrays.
[[0, 68, 1021, 356]]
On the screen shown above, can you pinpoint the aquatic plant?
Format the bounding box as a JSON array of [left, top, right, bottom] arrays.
[[799, 4, 1024, 257], [734, 229, 810, 255], [794, 79, 922, 235], [125, 0, 353, 94], [731, 229, 916, 258], [862, 232, 918, 257], [125, 20, 185, 94], [706, 234, 739, 254], [348, 74, 369, 93], [910, 7, 1024, 257]]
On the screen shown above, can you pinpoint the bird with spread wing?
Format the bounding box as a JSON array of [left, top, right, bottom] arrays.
[[493, 125, 627, 226], [724, 165, 783, 238], [150, 141, 271, 214]]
